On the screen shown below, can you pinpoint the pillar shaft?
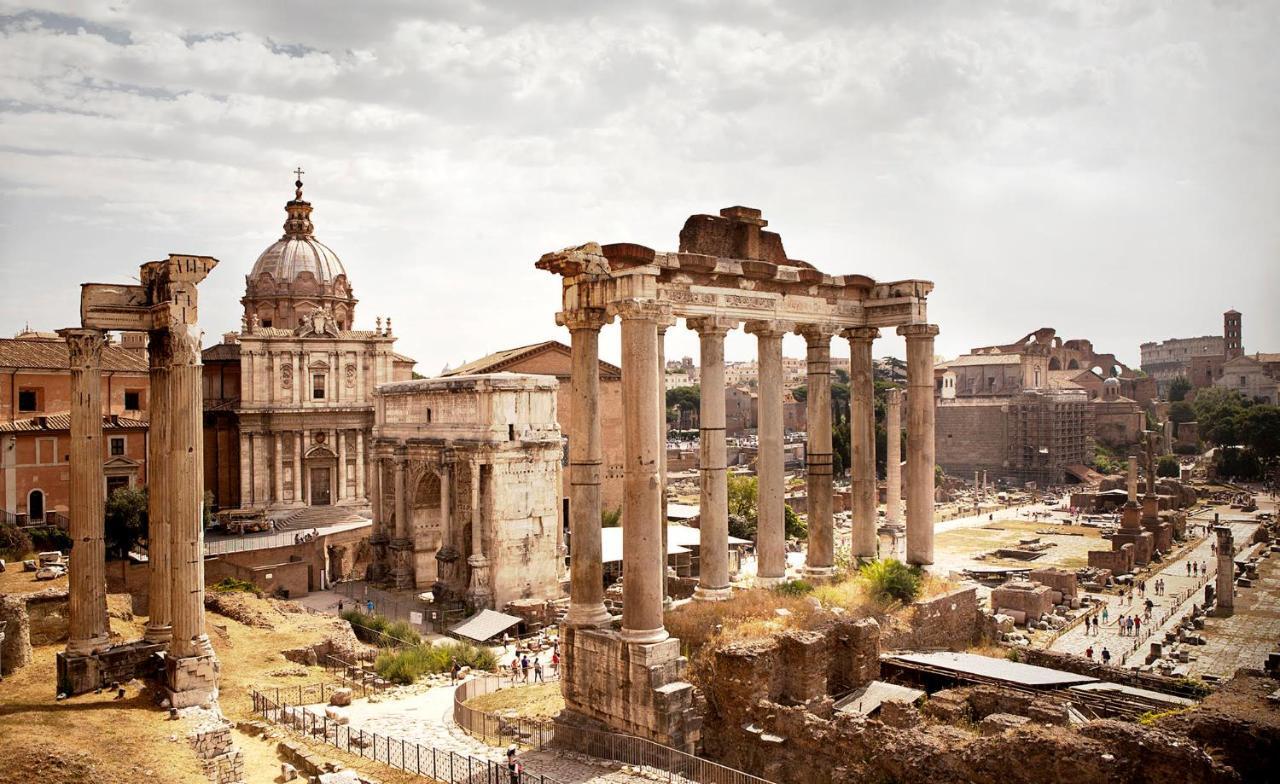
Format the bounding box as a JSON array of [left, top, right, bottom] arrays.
[[748, 322, 787, 586], [168, 324, 213, 660], [899, 324, 939, 566], [273, 433, 284, 504], [885, 388, 902, 526], [564, 315, 611, 627], [847, 328, 878, 559], [293, 432, 303, 503], [62, 329, 110, 655], [804, 326, 838, 575], [394, 455, 409, 541], [657, 320, 674, 604], [690, 318, 733, 600], [145, 332, 172, 643], [1127, 456, 1138, 503], [355, 429, 366, 500], [619, 302, 667, 644], [337, 430, 347, 502]]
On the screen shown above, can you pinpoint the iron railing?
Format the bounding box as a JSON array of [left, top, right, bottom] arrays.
[[452, 673, 559, 750], [251, 686, 566, 784], [551, 722, 776, 784]]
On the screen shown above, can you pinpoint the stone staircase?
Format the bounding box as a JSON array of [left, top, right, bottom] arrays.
[[273, 505, 369, 531]]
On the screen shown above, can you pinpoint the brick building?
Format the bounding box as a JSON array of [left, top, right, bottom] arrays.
[[1140, 310, 1244, 396], [0, 330, 150, 523]]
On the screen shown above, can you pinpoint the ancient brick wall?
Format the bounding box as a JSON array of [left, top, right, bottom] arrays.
[[935, 401, 1008, 478], [881, 586, 983, 651]]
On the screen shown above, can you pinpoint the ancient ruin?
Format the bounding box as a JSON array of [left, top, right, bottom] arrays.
[[537, 206, 937, 749], [60, 255, 220, 708]]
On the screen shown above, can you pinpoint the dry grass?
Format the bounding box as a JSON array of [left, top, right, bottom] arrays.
[[0, 589, 423, 784], [665, 588, 821, 651], [0, 564, 68, 595], [464, 682, 565, 719]]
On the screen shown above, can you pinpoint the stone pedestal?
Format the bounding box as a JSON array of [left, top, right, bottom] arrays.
[[56, 639, 164, 698], [465, 554, 493, 611], [165, 652, 221, 709], [390, 539, 415, 590], [560, 626, 699, 753]]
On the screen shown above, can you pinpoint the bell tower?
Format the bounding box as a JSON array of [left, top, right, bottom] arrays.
[[1224, 309, 1242, 360]]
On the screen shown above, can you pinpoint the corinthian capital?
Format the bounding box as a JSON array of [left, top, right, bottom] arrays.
[[167, 323, 204, 367], [842, 326, 881, 343], [609, 299, 669, 322], [686, 316, 738, 338], [558, 308, 609, 332], [59, 328, 106, 368], [798, 324, 842, 343]]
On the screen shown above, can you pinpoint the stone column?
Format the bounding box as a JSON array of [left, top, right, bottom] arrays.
[[618, 301, 667, 644], [390, 451, 413, 589], [690, 318, 734, 601], [846, 327, 878, 561], [273, 433, 284, 505], [337, 430, 347, 502], [355, 429, 366, 501], [1215, 525, 1234, 614], [1127, 456, 1138, 503], [747, 321, 787, 586], [657, 318, 674, 605], [885, 388, 902, 526], [899, 324, 939, 566], [564, 312, 611, 628], [394, 453, 409, 540], [145, 330, 172, 644], [301, 429, 311, 503], [61, 328, 111, 656], [238, 432, 252, 507], [466, 460, 492, 608], [804, 325, 839, 576], [293, 432, 303, 504]]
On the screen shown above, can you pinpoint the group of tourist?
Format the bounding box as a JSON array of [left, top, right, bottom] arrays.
[[1186, 560, 1209, 577], [1083, 645, 1112, 665], [508, 648, 560, 684]]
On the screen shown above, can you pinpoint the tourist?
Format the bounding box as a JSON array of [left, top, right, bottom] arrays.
[[534, 660, 544, 682], [502, 632, 512, 651], [511, 658, 520, 682], [521, 654, 531, 682], [551, 652, 560, 674], [507, 746, 522, 784], [1201, 560, 1208, 575], [1101, 607, 1109, 623], [1101, 648, 1111, 665], [337, 599, 344, 613], [1133, 616, 1141, 636], [366, 599, 375, 614], [1085, 646, 1094, 660], [1186, 562, 1191, 576], [451, 659, 461, 683]]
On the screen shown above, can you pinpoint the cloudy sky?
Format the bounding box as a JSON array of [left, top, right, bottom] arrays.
[[1, 1, 1276, 373]]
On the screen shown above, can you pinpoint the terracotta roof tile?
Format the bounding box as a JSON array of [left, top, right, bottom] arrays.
[[442, 340, 622, 379], [0, 337, 148, 372], [0, 413, 149, 433]]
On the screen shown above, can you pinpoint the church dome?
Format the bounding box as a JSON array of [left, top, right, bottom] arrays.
[[242, 172, 357, 332]]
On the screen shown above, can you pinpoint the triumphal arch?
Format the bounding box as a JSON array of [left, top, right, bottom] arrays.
[[538, 206, 938, 750]]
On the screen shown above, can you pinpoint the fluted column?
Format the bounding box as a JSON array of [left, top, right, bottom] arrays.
[[168, 323, 214, 660], [273, 433, 284, 505], [846, 327, 879, 559], [657, 317, 674, 605], [747, 321, 787, 586], [690, 318, 734, 600], [803, 325, 839, 576], [618, 301, 667, 644], [336, 430, 347, 502], [61, 328, 111, 656], [564, 312, 611, 627], [885, 388, 902, 526], [145, 331, 172, 643], [899, 324, 939, 566], [355, 429, 366, 501]]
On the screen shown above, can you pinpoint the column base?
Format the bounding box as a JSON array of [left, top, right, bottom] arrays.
[[564, 602, 614, 628], [65, 634, 112, 658], [803, 565, 837, 580], [620, 626, 670, 645], [755, 575, 785, 588], [165, 652, 221, 709], [692, 585, 732, 602], [144, 624, 173, 645]]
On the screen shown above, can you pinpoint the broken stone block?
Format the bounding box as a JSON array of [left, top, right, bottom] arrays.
[[281, 762, 298, 781], [979, 712, 1031, 735], [328, 687, 352, 707]]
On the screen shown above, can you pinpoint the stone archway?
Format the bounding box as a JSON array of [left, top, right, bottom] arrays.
[[1048, 357, 1061, 371], [411, 470, 444, 586]]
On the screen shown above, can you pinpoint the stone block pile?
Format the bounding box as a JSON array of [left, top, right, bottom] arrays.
[[190, 722, 245, 784]]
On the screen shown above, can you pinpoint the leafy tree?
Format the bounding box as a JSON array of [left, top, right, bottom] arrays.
[[105, 486, 148, 559], [1168, 376, 1192, 402], [1241, 405, 1280, 461], [1157, 456, 1180, 477], [1193, 387, 1251, 446], [666, 385, 700, 416], [1168, 401, 1195, 424], [602, 507, 621, 528], [784, 504, 807, 540], [727, 475, 758, 524], [1089, 444, 1123, 475], [0, 522, 33, 558]]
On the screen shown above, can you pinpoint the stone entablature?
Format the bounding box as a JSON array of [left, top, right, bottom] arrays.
[[370, 374, 563, 607]]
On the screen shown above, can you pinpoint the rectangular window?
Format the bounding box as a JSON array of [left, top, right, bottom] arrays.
[[36, 437, 57, 465], [124, 390, 142, 411], [17, 387, 40, 412], [312, 373, 326, 400], [110, 436, 125, 456], [1240, 376, 1247, 386]]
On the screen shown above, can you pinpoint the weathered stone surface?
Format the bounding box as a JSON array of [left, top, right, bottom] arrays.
[[329, 687, 353, 707]]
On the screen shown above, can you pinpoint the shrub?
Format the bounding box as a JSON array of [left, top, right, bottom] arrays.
[[775, 579, 813, 597], [0, 522, 33, 558], [1157, 456, 1181, 478], [784, 505, 806, 540], [1173, 442, 1199, 455], [210, 577, 260, 594], [375, 641, 498, 685], [859, 558, 922, 603], [341, 610, 419, 647], [28, 525, 71, 552]]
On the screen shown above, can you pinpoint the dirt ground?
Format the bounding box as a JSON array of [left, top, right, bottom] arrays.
[[464, 681, 565, 719], [0, 564, 69, 595], [0, 590, 423, 784]]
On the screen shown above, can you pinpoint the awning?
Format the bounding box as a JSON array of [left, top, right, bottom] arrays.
[[601, 527, 689, 564], [666, 524, 751, 548], [449, 609, 523, 642]]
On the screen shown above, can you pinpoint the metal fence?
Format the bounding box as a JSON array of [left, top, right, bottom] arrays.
[[550, 723, 775, 784], [453, 674, 558, 750], [252, 686, 566, 784], [203, 530, 308, 556]]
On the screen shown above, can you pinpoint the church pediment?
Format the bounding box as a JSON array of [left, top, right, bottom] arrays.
[[103, 456, 141, 470]]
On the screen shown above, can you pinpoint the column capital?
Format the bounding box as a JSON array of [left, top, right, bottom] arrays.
[[744, 320, 793, 338], [897, 323, 940, 340], [557, 308, 610, 331], [687, 316, 738, 337], [609, 299, 669, 322], [58, 328, 106, 365], [166, 323, 204, 367], [798, 324, 841, 343], [842, 326, 881, 343]]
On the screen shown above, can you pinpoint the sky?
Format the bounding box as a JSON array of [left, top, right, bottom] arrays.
[[1, 1, 1277, 374]]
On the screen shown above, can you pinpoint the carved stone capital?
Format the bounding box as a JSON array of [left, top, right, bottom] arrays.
[[167, 323, 204, 367], [799, 324, 842, 343], [897, 323, 940, 341], [558, 308, 609, 332], [842, 326, 881, 343], [58, 328, 106, 368], [686, 316, 738, 338], [610, 299, 669, 322], [744, 320, 793, 338]]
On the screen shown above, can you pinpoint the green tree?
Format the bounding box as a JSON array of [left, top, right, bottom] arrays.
[[1156, 456, 1180, 477], [105, 486, 148, 559], [727, 474, 758, 523], [1168, 401, 1195, 424], [1193, 387, 1251, 446], [1168, 376, 1192, 402], [1241, 405, 1280, 461], [784, 504, 807, 540]]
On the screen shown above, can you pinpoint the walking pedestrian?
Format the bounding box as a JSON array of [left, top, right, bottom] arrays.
[[1102, 606, 1109, 623], [507, 746, 522, 784], [1101, 647, 1111, 665], [534, 660, 544, 683], [337, 599, 344, 613], [520, 654, 531, 682], [551, 651, 560, 674], [1085, 646, 1094, 660], [1133, 616, 1141, 636], [510, 658, 520, 682], [366, 599, 375, 615], [451, 658, 461, 683]]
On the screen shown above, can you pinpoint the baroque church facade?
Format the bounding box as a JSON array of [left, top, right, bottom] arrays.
[[203, 176, 415, 518]]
